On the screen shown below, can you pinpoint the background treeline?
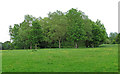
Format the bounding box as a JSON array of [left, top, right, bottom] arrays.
[[1, 8, 119, 50], [107, 32, 120, 44]]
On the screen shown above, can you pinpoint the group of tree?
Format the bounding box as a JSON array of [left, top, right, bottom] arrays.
[[7, 8, 108, 50], [107, 32, 120, 44], [0, 41, 11, 50]]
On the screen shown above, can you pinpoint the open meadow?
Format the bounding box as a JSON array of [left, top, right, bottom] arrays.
[[2, 44, 118, 72]]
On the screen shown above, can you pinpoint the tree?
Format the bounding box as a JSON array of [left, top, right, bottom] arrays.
[[18, 20, 31, 49], [66, 8, 86, 48], [40, 17, 53, 48], [10, 15, 37, 49], [10, 24, 21, 49], [31, 19, 44, 49], [23, 15, 36, 49], [18, 15, 44, 49], [109, 32, 118, 44], [84, 19, 94, 47], [2, 41, 11, 50], [9, 25, 12, 43], [115, 33, 120, 44], [48, 10, 68, 48], [91, 20, 107, 47]]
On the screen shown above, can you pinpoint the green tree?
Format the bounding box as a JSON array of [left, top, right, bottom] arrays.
[[18, 20, 31, 49], [40, 17, 53, 48], [115, 33, 120, 44], [66, 8, 86, 48], [91, 20, 107, 47], [10, 15, 36, 49], [48, 10, 68, 48], [2, 41, 11, 50], [84, 19, 94, 47], [31, 19, 44, 49], [10, 24, 21, 49], [109, 32, 118, 44]]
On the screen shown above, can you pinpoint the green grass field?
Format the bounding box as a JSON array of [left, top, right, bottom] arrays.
[[2, 44, 118, 72]]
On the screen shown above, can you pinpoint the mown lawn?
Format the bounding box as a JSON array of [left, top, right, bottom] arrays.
[[2, 44, 118, 72]]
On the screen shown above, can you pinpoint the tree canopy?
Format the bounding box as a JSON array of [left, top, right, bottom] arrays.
[[8, 8, 108, 49]]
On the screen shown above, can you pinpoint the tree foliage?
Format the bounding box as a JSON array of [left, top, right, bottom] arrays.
[[66, 8, 86, 48], [9, 8, 108, 49], [48, 10, 68, 48], [115, 33, 120, 44], [109, 32, 118, 44]]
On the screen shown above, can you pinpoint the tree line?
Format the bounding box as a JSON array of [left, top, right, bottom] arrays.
[[2, 8, 112, 49], [106, 32, 120, 44]]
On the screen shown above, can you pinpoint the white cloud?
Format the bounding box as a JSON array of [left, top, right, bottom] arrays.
[[0, 0, 119, 43]]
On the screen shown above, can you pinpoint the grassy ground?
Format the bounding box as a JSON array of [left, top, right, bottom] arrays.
[[2, 44, 118, 72]]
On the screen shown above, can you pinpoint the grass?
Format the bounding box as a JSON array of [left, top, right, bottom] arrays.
[[2, 44, 118, 72]]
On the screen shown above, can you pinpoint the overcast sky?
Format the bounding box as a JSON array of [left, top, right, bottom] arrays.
[[0, 0, 119, 43]]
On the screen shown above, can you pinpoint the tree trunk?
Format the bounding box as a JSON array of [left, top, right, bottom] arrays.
[[76, 42, 77, 48], [59, 39, 61, 48]]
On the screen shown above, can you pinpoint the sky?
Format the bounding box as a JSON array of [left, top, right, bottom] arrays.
[[0, 0, 119, 43]]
